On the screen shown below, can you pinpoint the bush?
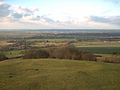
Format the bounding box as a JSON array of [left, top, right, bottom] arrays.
[[23, 49, 49, 59], [0, 53, 8, 61], [23, 46, 96, 61], [47, 46, 96, 61], [80, 52, 96, 61]]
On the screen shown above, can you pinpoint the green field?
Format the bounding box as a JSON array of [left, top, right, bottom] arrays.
[[31, 40, 120, 54], [2, 50, 24, 58], [74, 41, 120, 47], [73, 41, 120, 54], [78, 47, 120, 54], [0, 59, 120, 90]]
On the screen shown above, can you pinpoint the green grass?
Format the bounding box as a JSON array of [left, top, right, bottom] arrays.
[[2, 50, 24, 58], [31, 40, 120, 54], [74, 41, 120, 47], [74, 41, 120, 54], [79, 47, 120, 54], [0, 59, 120, 90]]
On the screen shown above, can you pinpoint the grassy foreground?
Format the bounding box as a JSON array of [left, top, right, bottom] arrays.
[[0, 59, 120, 90]]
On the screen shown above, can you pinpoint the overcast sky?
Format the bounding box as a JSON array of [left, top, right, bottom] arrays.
[[0, 0, 120, 29]]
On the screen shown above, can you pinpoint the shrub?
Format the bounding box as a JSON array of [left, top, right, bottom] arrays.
[[80, 52, 96, 61], [23, 49, 49, 59], [46, 46, 96, 61], [23, 46, 96, 61], [0, 53, 8, 61]]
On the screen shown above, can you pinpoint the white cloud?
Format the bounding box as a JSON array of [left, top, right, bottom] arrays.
[[10, 5, 39, 15], [0, 3, 10, 17], [90, 16, 120, 26], [0, 0, 120, 29]]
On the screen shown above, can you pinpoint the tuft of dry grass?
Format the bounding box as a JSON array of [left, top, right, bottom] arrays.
[[97, 55, 120, 63]]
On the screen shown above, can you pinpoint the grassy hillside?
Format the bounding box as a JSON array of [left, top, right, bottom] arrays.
[[0, 59, 120, 90]]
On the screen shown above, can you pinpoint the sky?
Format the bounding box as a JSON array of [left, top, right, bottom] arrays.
[[0, 0, 120, 29]]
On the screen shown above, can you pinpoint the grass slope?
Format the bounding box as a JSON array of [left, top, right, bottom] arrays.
[[0, 59, 120, 90]]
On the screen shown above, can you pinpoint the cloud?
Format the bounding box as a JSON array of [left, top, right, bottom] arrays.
[[0, 0, 120, 29], [0, 1, 40, 22], [0, 0, 4, 2], [90, 16, 110, 23], [12, 13, 23, 19], [0, 3, 11, 17], [0, 1, 80, 27], [90, 16, 120, 25], [11, 6, 38, 15], [109, 0, 120, 4], [105, 0, 120, 5], [41, 16, 56, 24]]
